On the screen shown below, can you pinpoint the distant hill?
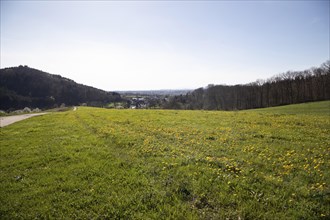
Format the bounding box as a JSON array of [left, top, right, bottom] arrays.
[[0, 65, 122, 110], [117, 89, 192, 96]]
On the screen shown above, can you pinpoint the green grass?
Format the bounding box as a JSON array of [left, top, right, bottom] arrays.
[[0, 112, 7, 116], [1, 101, 329, 219], [247, 101, 330, 115]]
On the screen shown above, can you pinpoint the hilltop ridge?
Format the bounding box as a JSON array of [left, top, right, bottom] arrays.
[[0, 66, 122, 110]]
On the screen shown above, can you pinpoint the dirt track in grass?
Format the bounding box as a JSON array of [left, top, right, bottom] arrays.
[[0, 113, 47, 127]]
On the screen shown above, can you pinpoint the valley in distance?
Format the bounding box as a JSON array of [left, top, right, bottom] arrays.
[[0, 62, 329, 219], [0, 60, 329, 112]]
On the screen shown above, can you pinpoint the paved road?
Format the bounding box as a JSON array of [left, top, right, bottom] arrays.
[[0, 113, 47, 128]]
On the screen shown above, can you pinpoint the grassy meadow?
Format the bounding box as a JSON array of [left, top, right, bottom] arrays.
[[0, 101, 329, 219]]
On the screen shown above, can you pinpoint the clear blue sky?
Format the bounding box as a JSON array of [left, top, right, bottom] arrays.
[[1, 1, 329, 91]]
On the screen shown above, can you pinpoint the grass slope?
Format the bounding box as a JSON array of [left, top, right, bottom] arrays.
[[247, 100, 330, 115], [0, 101, 329, 219]]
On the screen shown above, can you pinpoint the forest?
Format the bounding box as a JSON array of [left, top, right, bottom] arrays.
[[164, 61, 330, 110], [0, 66, 122, 111], [1, 61, 329, 111]]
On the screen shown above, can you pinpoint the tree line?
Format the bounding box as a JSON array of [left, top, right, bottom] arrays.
[[164, 61, 330, 110], [0, 66, 122, 111]]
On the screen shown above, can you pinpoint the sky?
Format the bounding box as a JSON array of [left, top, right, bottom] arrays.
[[1, 1, 329, 91]]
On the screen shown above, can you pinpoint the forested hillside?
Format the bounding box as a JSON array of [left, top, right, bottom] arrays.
[[0, 66, 122, 110], [1, 61, 329, 111], [164, 61, 330, 110]]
